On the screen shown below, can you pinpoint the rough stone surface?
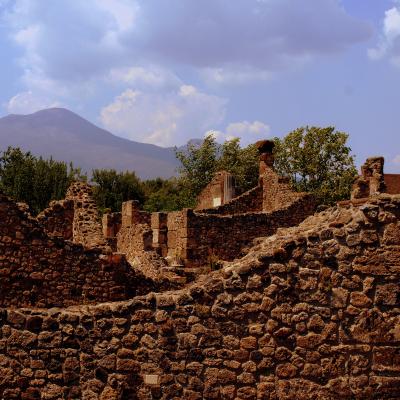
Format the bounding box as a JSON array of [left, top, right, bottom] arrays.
[[0, 194, 399, 399]]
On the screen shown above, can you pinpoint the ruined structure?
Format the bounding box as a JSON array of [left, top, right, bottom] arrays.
[[103, 140, 316, 276], [196, 170, 236, 210], [352, 157, 386, 199], [0, 146, 400, 399]]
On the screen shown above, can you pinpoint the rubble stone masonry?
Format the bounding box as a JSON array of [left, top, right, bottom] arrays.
[[0, 194, 399, 399], [0, 193, 151, 308]]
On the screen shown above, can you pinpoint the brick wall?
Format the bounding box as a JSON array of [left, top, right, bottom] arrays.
[[1, 195, 399, 399]]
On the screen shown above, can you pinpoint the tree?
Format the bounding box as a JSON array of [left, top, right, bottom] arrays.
[[0, 147, 83, 214], [91, 169, 144, 213], [175, 135, 259, 206], [142, 177, 189, 212], [273, 126, 357, 205], [175, 135, 219, 206], [217, 138, 259, 192]]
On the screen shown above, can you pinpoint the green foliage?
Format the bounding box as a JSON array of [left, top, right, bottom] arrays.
[[273, 126, 357, 205], [142, 177, 191, 212], [175, 136, 219, 204], [91, 169, 144, 213], [218, 138, 259, 192], [0, 147, 83, 214], [175, 135, 259, 205]]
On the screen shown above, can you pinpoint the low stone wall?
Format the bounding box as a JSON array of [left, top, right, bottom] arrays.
[[0, 193, 151, 308], [37, 199, 74, 240], [198, 185, 263, 215], [1, 195, 399, 399], [168, 194, 315, 268]]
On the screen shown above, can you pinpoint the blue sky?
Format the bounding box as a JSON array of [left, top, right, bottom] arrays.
[[0, 0, 399, 171]]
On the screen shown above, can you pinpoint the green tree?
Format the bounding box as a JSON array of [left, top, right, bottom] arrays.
[[218, 138, 259, 192], [175, 135, 219, 206], [0, 147, 83, 214], [175, 135, 260, 206], [142, 177, 189, 212], [91, 169, 144, 213], [273, 126, 357, 205]]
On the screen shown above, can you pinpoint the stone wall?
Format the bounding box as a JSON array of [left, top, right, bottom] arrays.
[[1, 195, 399, 399], [352, 157, 386, 200], [0, 192, 151, 308], [196, 171, 236, 210], [37, 199, 74, 240], [198, 186, 263, 215], [166, 194, 316, 269], [261, 168, 311, 212], [66, 182, 106, 249], [384, 174, 400, 195]]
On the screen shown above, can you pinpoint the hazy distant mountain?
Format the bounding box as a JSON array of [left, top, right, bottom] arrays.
[[0, 108, 183, 179]]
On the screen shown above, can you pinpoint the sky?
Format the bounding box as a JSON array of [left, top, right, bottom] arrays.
[[0, 0, 399, 171]]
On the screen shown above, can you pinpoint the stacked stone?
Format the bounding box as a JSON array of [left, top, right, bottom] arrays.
[[37, 199, 74, 240], [1, 195, 399, 399], [198, 185, 264, 215], [66, 182, 107, 249], [0, 192, 153, 308]]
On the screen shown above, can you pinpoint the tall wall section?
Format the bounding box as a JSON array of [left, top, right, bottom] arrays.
[[0, 192, 152, 308], [66, 182, 106, 249], [0, 195, 399, 399]]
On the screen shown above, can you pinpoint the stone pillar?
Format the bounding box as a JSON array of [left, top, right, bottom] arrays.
[[352, 157, 386, 199], [256, 140, 275, 177], [121, 200, 141, 227], [151, 212, 168, 257]]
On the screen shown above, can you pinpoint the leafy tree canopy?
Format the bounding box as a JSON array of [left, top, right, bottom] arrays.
[[91, 169, 144, 213], [273, 126, 357, 205], [174, 135, 259, 206], [0, 146, 84, 214]]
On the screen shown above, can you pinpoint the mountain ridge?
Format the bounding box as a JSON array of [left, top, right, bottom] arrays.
[[0, 108, 183, 179]]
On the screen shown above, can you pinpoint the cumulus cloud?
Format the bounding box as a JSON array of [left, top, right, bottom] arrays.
[[3, 0, 372, 89], [369, 5, 400, 66], [6, 91, 60, 114], [107, 65, 181, 89], [206, 120, 270, 145], [100, 85, 227, 146]]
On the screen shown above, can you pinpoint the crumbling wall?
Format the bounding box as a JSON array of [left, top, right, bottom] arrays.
[[1, 195, 399, 399], [261, 168, 312, 212], [36, 199, 74, 240], [167, 194, 315, 269], [116, 200, 152, 260], [196, 171, 236, 210], [66, 182, 106, 248], [352, 157, 386, 199], [0, 193, 151, 308], [384, 173, 400, 195], [198, 185, 263, 215]]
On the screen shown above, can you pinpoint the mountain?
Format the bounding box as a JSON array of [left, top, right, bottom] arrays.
[[0, 108, 181, 179]]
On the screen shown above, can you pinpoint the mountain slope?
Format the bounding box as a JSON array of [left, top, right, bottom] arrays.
[[0, 108, 180, 179]]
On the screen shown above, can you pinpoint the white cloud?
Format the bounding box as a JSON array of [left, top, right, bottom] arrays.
[[108, 66, 181, 89], [3, 0, 372, 89], [201, 66, 273, 85], [368, 6, 400, 66], [206, 120, 270, 145], [100, 85, 227, 146], [6, 91, 60, 114]]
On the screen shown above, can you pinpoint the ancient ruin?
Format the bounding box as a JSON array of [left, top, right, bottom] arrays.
[[0, 143, 400, 399]]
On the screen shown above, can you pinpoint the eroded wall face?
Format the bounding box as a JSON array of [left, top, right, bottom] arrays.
[[0, 193, 149, 308], [2, 197, 399, 399]]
